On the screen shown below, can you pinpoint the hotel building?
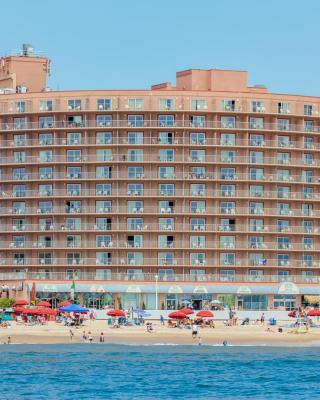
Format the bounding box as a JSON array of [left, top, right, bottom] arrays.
[[0, 46, 320, 311]]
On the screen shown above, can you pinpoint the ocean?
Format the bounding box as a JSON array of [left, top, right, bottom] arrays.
[[0, 344, 319, 399]]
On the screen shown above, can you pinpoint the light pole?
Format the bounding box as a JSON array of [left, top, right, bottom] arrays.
[[155, 274, 159, 310]]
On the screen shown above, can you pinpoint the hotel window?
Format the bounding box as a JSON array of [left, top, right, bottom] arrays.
[[221, 99, 235, 112], [65, 184, 80, 196], [67, 132, 81, 145], [38, 218, 52, 231], [277, 136, 290, 147], [96, 132, 112, 144], [249, 253, 265, 266], [128, 115, 144, 127], [159, 98, 174, 111], [66, 269, 80, 279], [302, 237, 313, 251], [304, 104, 313, 116], [273, 295, 295, 310], [190, 218, 205, 231], [249, 117, 263, 129], [277, 119, 289, 131], [190, 115, 205, 128], [68, 99, 81, 111], [127, 184, 143, 196], [159, 201, 174, 214], [12, 201, 26, 214], [249, 134, 264, 146], [221, 116, 235, 128], [127, 149, 143, 162], [219, 218, 235, 231], [158, 252, 174, 266], [127, 201, 143, 213], [96, 149, 112, 162], [189, 150, 205, 162], [277, 219, 290, 233], [13, 253, 25, 265], [277, 102, 290, 114], [301, 254, 313, 268], [12, 236, 25, 248], [190, 132, 206, 145], [39, 116, 54, 128], [66, 167, 81, 179], [158, 132, 174, 144], [276, 169, 290, 182], [251, 101, 265, 112], [66, 235, 81, 248], [249, 236, 264, 249], [159, 184, 174, 196], [67, 115, 82, 127], [277, 152, 290, 164], [13, 167, 27, 180], [302, 270, 314, 282], [65, 200, 81, 214], [250, 168, 264, 181], [127, 132, 143, 144], [301, 203, 312, 216], [39, 167, 53, 179], [220, 236, 235, 249], [304, 120, 314, 132], [14, 117, 27, 129], [301, 170, 313, 183], [190, 167, 206, 179], [220, 253, 236, 266], [40, 100, 53, 112], [159, 149, 174, 161], [128, 252, 143, 265], [302, 153, 313, 165], [13, 185, 26, 197], [38, 253, 52, 265], [127, 218, 143, 230], [219, 269, 235, 282], [190, 201, 206, 214], [159, 167, 175, 179], [220, 168, 236, 180], [37, 236, 52, 248], [96, 115, 112, 127], [221, 150, 235, 162], [190, 236, 205, 249], [277, 237, 291, 250], [96, 234, 112, 246], [13, 151, 26, 163], [220, 133, 236, 145], [158, 115, 174, 127], [277, 254, 290, 266], [220, 184, 235, 197], [158, 218, 174, 231], [158, 235, 174, 248], [303, 220, 313, 233], [96, 166, 112, 179], [190, 99, 207, 111], [39, 184, 52, 197], [249, 219, 264, 232], [12, 219, 26, 232], [190, 253, 206, 266], [158, 269, 174, 280], [190, 183, 206, 197], [96, 201, 111, 213], [302, 187, 313, 200], [250, 185, 264, 197], [248, 270, 264, 282], [277, 186, 290, 199], [249, 202, 264, 215], [126, 269, 143, 280], [96, 253, 112, 266], [38, 150, 52, 163], [304, 137, 314, 149], [97, 98, 112, 111], [67, 253, 82, 266], [96, 184, 111, 196], [12, 134, 26, 146], [67, 150, 81, 162], [250, 151, 263, 164], [220, 202, 235, 214], [39, 133, 53, 145], [128, 167, 144, 179], [128, 98, 144, 110], [15, 101, 26, 113], [127, 235, 143, 248]]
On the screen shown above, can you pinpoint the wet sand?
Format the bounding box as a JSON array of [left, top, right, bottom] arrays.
[[1, 320, 320, 346]]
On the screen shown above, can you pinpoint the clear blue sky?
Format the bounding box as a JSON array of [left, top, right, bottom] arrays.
[[1, 0, 320, 95]]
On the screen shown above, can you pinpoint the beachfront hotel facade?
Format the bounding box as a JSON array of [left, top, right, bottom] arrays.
[[0, 45, 320, 311]]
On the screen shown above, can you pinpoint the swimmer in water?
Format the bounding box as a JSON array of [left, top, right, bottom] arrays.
[[223, 340, 228, 346]]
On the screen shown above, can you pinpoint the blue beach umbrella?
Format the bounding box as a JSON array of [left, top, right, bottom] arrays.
[[59, 304, 89, 313]]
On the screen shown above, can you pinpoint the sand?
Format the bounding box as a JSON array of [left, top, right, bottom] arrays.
[[1, 320, 320, 346]]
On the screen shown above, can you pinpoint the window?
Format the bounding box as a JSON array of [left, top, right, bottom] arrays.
[[127, 132, 143, 144], [304, 104, 313, 116], [301, 203, 312, 216], [190, 167, 206, 179], [127, 184, 143, 196], [249, 202, 264, 215], [251, 101, 265, 112], [67, 150, 81, 162], [302, 153, 313, 165], [220, 202, 235, 214], [249, 134, 264, 146], [65, 200, 81, 214], [304, 137, 314, 149], [190, 236, 205, 249], [219, 269, 235, 280], [304, 120, 314, 132], [277, 119, 289, 131], [66, 235, 81, 248], [12, 134, 26, 146], [97, 98, 112, 111], [96, 184, 111, 196], [190, 132, 206, 145], [158, 235, 174, 248], [159, 184, 174, 196], [158, 115, 174, 127], [127, 149, 143, 162], [15, 101, 26, 113], [96, 132, 112, 144], [13, 117, 27, 129], [221, 116, 235, 128], [278, 102, 290, 114], [158, 132, 174, 144], [96, 252, 112, 266], [190, 218, 205, 231], [277, 186, 290, 199], [159, 98, 174, 111], [39, 133, 53, 145], [190, 183, 206, 197], [96, 200, 111, 213], [273, 295, 296, 310], [13, 151, 26, 163], [277, 152, 290, 164], [96, 115, 112, 127], [40, 100, 53, 112], [68, 99, 81, 111], [127, 201, 144, 213], [220, 184, 235, 197], [220, 133, 236, 145], [127, 218, 144, 230], [221, 99, 235, 111], [128, 98, 144, 110], [158, 149, 174, 162], [12, 201, 26, 214], [96, 149, 112, 162], [159, 167, 175, 179], [219, 218, 235, 231], [190, 99, 207, 111], [96, 166, 112, 179], [250, 168, 264, 180], [158, 218, 174, 231], [249, 117, 263, 129], [250, 151, 263, 164], [96, 234, 112, 246], [67, 132, 81, 145], [189, 150, 205, 162], [190, 201, 206, 214], [238, 295, 267, 310], [220, 236, 235, 249], [190, 253, 206, 266], [128, 167, 144, 179], [127, 235, 143, 248], [128, 115, 144, 128], [39, 184, 52, 196], [220, 168, 236, 180], [159, 201, 174, 214], [39, 116, 54, 128], [221, 150, 235, 162], [158, 269, 174, 280], [190, 115, 205, 127], [39, 167, 53, 179]]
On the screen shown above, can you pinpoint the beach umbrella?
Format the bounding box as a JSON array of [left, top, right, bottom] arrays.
[[13, 300, 28, 306], [59, 304, 89, 313], [13, 307, 26, 313], [107, 309, 125, 317], [307, 310, 320, 317], [196, 310, 214, 318], [168, 311, 187, 319], [36, 300, 51, 308], [288, 311, 296, 318], [179, 308, 194, 315], [22, 308, 41, 315], [58, 300, 71, 307], [38, 308, 57, 315]]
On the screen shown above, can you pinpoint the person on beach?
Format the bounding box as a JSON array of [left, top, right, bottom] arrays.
[[160, 315, 164, 325], [7, 336, 11, 344], [198, 337, 202, 346], [260, 313, 265, 325], [82, 331, 87, 341], [69, 330, 74, 341], [192, 324, 198, 339], [88, 333, 93, 343], [100, 332, 105, 343]]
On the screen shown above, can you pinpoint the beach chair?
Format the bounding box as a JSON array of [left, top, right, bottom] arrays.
[[27, 316, 36, 326], [15, 315, 24, 324]]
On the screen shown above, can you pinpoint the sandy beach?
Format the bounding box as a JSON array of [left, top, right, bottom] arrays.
[[1, 320, 320, 346]]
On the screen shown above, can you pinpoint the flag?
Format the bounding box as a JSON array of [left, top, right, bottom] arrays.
[[70, 280, 75, 301]]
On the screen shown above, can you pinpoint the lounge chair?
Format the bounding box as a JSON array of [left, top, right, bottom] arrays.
[[15, 315, 24, 324]]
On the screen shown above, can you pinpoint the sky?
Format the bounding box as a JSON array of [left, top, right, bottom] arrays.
[[1, 0, 320, 95]]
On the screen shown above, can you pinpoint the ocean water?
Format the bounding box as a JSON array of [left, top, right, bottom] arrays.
[[0, 345, 319, 399]]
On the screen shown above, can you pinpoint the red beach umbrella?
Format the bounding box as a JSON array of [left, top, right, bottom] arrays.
[[168, 311, 188, 319], [13, 300, 28, 306], [179, 308, 194, 315], [58, 301, 71, 307], [38, 308, 57, 315], [107, 309, 126, 317], [13, 307, 26, 313], [196, 310, 214, 318], [36, 301, 51, 308], [307, 310, 320, 317], [22, 308, 41, 315], [288, 311, 296, 318]]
